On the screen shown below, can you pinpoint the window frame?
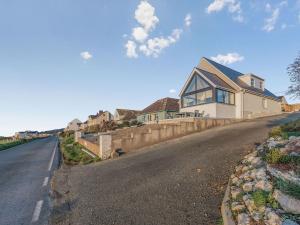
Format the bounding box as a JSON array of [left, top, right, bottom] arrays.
[[181, 73, 214, 108], [216, 89, 235, 105]]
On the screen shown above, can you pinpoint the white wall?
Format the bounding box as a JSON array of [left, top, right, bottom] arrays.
[[180, 103, 217, 117], [243, 93, 281, 119], [216, 104, 236, 118]]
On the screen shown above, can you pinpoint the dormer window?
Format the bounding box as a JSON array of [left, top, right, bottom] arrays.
[[251, 78, 255, 87], [259, 81, 262, 89]]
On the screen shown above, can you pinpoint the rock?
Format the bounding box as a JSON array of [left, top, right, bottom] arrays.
[[250, 157, 264, 168], [231, 187, 242, 200], [257, 144, 264, 152], [231, 202, 246, 212], [237, 213, 251, 225], [255, 179, 273, 192], [250, 168, 267, 180], [232, 176, 242, 186], [236, 165, 243, 173], [242, 182, 254, 192], [242, 166, 250, 172], [268, 139, 278, 149], [289, 136, 297, 141], [265, 208, 282, 225], [283, 219, 299, 225], [273, 189, 300, 214], [267, 165, 300, 186], [252, 211, 263, 222], [243, 195, 256, 214]]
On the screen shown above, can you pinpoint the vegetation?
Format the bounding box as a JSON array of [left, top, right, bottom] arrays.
[[275, 178, 300, 200], [269, 119, 300, 139], [286, 52, 300, 98], [60, 134, 100, 165], [0, 139, 31, 151], [251, 190, 279, 209]]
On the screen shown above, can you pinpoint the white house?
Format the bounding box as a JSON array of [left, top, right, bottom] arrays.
[[179, 57, 281, 119], [65, 119, 82, 132]]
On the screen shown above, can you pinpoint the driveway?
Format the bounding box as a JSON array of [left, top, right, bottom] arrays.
[[51, 113, 300, 225]]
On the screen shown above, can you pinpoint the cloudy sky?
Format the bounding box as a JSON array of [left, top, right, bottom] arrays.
[[0, 0, 300, 136]]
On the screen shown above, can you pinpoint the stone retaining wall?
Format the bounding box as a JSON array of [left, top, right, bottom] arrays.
[[76, 118, 238, 159]]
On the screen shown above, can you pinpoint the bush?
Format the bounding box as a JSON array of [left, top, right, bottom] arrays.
[[266, 148, 283, 164], [252, 190, 269, 207], [281, 119, 300, 132], [269, 127, 283, 138]]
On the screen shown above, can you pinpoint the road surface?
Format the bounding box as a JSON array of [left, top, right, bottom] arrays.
[[0, 136, 59, 225], [51, 113, 300, 225]]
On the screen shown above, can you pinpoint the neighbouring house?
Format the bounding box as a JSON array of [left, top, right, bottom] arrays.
[[87, 110, 113, 127], [137, 97, 179, 123], [15, 131, 38, 139], [79, 121, 88, 130], [65, 119, 82, 132], [179, 57, 281, 119], [114, 109, 141, 124]]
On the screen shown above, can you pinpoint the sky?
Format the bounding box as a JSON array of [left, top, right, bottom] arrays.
[[0, 0, 300, 136]]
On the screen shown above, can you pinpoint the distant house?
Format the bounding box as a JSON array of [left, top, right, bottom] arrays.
[[114, 109, 141, 124], [137, 97, 179, 123], [79, 121, 88, 130], [65, 119, 82, 132], [179, 57, 281, 119], [15, 131, 38, 139], [87, 111, 113, 127]]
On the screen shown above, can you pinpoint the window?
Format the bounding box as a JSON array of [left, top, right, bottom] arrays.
[[182, 94, 196, 107], [251, 78, 255, 87], [263, 99, 268, 109], [196, 90, 212, 104], [184, 73, 210, 95], [216, 89, 235, 105], [259, 81, 263, 89], [185, 76, 197, 93]]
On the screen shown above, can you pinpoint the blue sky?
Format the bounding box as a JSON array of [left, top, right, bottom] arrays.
[[0, 0, 300, 136]]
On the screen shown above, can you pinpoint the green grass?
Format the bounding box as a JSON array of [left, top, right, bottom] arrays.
[[60, 135, 100, 165], [269, 119, 300, 139], [0, 139, 30, 151], [275, 178, 300, 200], [251, 190, 279, 209]]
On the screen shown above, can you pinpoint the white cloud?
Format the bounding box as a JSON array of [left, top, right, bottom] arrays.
[[132, 27, 148, 42], [206, 0, 244, 22], [185, 14, 192, 27], [169, 89, 176, 94], [125, 1, 185, 58], [80, 51, 93, 60], [262, 7, 280, 32], [134, 0, 159, 31], [125, 41, 138, 58], [139, 29, 182, 57], [211, 53, 244, 65]]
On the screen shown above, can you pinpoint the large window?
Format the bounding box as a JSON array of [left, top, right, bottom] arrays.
[[216, 89, 235, 105], [182, 73, 213, 108], [182, 94, 196, 107]]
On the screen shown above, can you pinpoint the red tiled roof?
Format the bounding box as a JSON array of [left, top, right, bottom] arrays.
[[142, 97, 179, 114]]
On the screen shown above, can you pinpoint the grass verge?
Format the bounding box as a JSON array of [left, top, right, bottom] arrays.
[[0, 139, 33, 151], [60, 135, 100, 165]]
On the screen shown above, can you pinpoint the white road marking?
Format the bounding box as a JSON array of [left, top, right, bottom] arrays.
[[42, 177, 49, 187], [48, 141, 57, 171], [31, 200, 43, 223]]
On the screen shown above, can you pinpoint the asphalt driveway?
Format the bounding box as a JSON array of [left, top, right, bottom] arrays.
[[51, 113, 300, 225]]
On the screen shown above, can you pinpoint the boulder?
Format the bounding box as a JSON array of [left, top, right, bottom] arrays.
[[265, 208, 282, 225], [283, 219, 299, 225], [237, 213, 251, 225], [232, 177, 242, 186], [231, 202, 245, 212], [242, 182, 254, 193], [250, 168, 267, 180], [255, 180, 273, 192], [231, 187, 242, 200], [273, 190, 300, 214]]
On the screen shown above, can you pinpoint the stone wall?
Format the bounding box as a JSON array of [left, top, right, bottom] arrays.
[[110, 118, 237, 154], [76, 118, 238, 159]]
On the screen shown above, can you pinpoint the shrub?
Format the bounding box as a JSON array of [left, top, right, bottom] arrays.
[[269, 126, 283, 138], [252, 190, 269, 207], [281, 119, 300, 132], [266, 148, 282, 164]]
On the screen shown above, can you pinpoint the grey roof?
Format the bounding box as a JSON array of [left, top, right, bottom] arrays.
[[203, 57, 279, 100], [196, 68, 235, 91]]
